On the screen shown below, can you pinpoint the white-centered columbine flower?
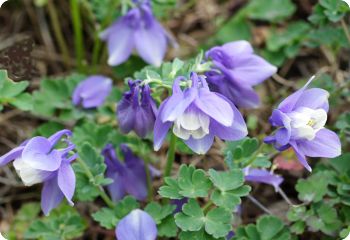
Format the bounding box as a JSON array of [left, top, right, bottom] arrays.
[[288, 107, 327, 141], [0, 232, 7, 240], [173, 108, 210, 140], [264, 77, 341, 172], [0, 0, 8, 8]]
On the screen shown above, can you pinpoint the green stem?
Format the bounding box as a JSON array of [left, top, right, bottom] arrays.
[[76, 158, 114, 208], [203, 200, 214, 214], [164, 133, 177, 178], [243, 143, 265, 168], [144, 158, 154, 201], [70, 0, 85, 71], [47, 0, 71, 68], [341, 18, 350, 46]]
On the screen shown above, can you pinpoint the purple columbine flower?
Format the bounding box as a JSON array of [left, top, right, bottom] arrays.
[[264, 77, 341, 171], [117, 80, 157, 138], [72, 75, 112, 109], [100, 0, 172, 66], [0, 130, 77, 215], [244, 168, 283, 191], [154, 72, 248, 154], [102, 144, 160, 202], [116, 209, 157, 240], [205, 41, 277, 108]]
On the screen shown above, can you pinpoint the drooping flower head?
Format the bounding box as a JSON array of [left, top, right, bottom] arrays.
[[205, 41, 277, 108], [100, 0, 173, 66], [154, 72, 248, 154], [244, 168, 284, 191], [264, 77, 341, 171], [72, 75, 112, 109], [102, 144, 160, 202], [116, 209, 157, 240], [117, 80, 157, 138], [0, 130, 77, 215]]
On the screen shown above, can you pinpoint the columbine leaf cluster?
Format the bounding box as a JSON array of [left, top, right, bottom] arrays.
[[233, 215, 292, 240], [225, 137, 270, 169], [92, 196, 140, 229], [159, 164, 251, 238], [25, 205, 86, 240], [0, 70, 31, 111], [73, 143, 112, 201], [288, 154, 350, 238]]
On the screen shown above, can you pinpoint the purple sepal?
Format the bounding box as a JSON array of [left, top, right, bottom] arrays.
[[102, 144, 159, 202], [205, 40, 277, 108], [117, 80, 157, 138], [100, 2, 173, 66], [72, 75, 112, 109], [115, 209, 157, 240]]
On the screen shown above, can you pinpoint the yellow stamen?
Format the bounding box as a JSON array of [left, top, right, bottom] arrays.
[[307, 119, 315, 127]]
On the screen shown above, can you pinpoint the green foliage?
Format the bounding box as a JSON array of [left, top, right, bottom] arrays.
[[177, 165, 212, 198], [31, 73, 85, 120], [87, 0, 120, 23], [72, 121, 124, 149], [145, 202, 178, 237], [34, 121, 65, 137], [215, 13, 252, 44], [264, 21, 311, 66], [289, 156, 350, 237], [92, 196, 139, 229], [25, 205, 86, 240], [175, 199, 232, 238], [0, 70, 31, 111], [309, 0, 349, 24], [233, 215, 292, 240], [209, 169, 250, 210], [134, 53, 212, 95], [73, 143, 112, 201], [245, 0, 296, 23], [159, 165, 251, 238], [6, 203, 41, 240], [225, 137, 270, 169], [159, 165, 212, 198], [295, 170, 332, 203]]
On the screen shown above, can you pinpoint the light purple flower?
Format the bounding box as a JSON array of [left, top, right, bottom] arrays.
[[264, 77, 341, 171], [117, 80, 157, 138], [205, 41, 277, 108], [244, 168, 283, 191], [72, 75, 112, 109], [100, 1, 172, 66], [154, 72, 248, 154], [0, 130, 76, 215], [102, 144, 160, 202], [116, 209, 157, 240]]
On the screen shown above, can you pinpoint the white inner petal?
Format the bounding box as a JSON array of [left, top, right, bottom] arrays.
[[288, 107, 327, 141], [13, 158, 47, 186], [173, 108, 210, 140]]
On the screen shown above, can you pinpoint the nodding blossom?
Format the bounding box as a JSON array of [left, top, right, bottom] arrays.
[[264, 77, 341, 171], [117, 80, 157, 138], [0, 130, 77, 215], [154, 72, 248, 154], [100, 0, 173, 66], [116, 209, 157, 240], [102, 144, 160, 202], [205, 41, 277, 108], [72, 75, 112, 109]]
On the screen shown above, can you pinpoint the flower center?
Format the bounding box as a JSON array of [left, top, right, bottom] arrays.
[[172, 108, 210, 140], [288, 107, 327, 141]]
